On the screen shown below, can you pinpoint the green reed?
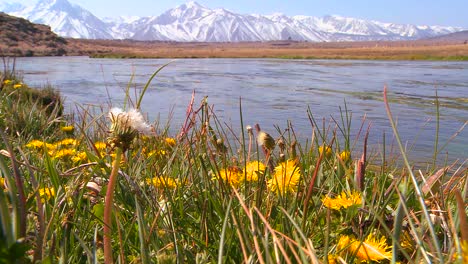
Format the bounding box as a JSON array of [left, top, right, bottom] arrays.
[[0, 67, 466, 263]]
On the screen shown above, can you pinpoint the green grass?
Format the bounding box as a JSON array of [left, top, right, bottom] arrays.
[[0, 68, 467, 264]]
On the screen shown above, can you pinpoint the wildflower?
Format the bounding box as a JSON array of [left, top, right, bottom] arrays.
[[400, 231, 414, 252], [268, 159, 301, 195], [13, 83, 22, 89], [146, 176, 178, 189], [94, 141, 107, 150], [337, 234, 392, 262], [0, 177, 5, 189], [3, 79, 12, 85], [319, 145, 332, 157], [461, 241, 468, 264], [147, 149, 166, 158], [217, 166, 242, 187], [340, 150, 351, 162], [322, 191, 362, 211], [243, 160, 266, 182], [72, 151, 88, 163], [108, 107, 151, 151], [53, 148, 76, 160], [105, 107, 151, 263], [327, 254, 339, 264], [55, 138, 77, 147], [26, 139, 46, 149], [165, 137, 176, 147], [60, 125, 74, 133], [39, 187, 55, 202]]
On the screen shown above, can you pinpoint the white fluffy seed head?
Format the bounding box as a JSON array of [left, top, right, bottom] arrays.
[[109, 107, 151, 135]]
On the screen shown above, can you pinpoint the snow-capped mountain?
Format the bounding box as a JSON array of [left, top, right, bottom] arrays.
[[1, 0, 463, 41], [8, 0, 113, 39], [0, 2, 24, 12]]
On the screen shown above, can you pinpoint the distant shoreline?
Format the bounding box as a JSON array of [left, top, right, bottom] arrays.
[[65, 39, 468, 61]]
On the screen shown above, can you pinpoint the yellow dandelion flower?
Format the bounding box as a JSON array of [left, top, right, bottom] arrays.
[[268, 159, 301, 195], [53, 148, 76, 159], [147, 149, 166, 158], [338, 234, 392, 262], [319, 145, 332, 157], [60, 125, 74, 133], [55, 138, 77, 147], [461, 241, 468, 264], [217, 166, 242, 187], [13, 83, 22, 89], [327, 254, 339, 264], [45, 143, 55, 150], [94, 141, 107, 150], [3, 79, 12, 85], [146, 176, 178, 189], [340, 150, 351, 162], [72, 151, 88, 163], [0, 177, 5, 189], [165, 137, 176, 147], [322, 191, 362, 211], [39, 187, 55, 202], [26, 139, 46, 149], [400, 231, 414, 252], [243, 160, 266, 182]]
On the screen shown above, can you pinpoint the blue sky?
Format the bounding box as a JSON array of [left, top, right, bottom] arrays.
[[6, 0, 468, 28]]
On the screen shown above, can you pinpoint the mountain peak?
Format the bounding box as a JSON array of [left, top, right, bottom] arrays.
[[0, 1, 462, 41], [180, 1, 205, 10], [36, 0, 74, 12]]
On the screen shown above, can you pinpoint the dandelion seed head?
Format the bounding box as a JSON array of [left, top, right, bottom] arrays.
[[108, 108, 152, 150], [257, 131, 275, 150]]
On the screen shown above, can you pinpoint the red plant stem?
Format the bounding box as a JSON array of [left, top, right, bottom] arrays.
[[356, 125, 370, 191], [303, 137, 335, 229], [103, 147, 122, 264]]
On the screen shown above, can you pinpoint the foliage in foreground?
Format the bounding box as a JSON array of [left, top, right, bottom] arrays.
[[0, 72, 467, 264]]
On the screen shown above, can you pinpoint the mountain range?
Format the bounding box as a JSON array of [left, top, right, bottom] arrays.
[[1, 0, 464, 42]]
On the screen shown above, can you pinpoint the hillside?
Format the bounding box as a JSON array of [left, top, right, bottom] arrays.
[[428, 30, 468, 42], [0, 12, 67, 56]]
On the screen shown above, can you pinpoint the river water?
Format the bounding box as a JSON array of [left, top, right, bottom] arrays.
[[13, 57, 468, 163]]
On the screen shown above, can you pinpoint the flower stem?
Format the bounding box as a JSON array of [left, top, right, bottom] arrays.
[[104, 147, 122, 264]]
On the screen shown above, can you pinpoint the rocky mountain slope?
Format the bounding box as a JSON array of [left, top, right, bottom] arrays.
[[1, 0, 464, 42], [0, 12, 67, 56]]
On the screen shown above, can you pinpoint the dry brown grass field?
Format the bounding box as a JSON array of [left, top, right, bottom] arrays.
[[66, 38, 468, 60]]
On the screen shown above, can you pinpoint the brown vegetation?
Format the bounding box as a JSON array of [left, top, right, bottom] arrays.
[[0, 12, 67, 56], [67, 38, 468, 60]]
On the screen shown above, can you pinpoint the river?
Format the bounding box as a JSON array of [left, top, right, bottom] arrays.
[[13, 57, 468, 163]]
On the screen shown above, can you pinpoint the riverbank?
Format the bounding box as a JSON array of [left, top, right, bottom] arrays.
[[1, 71, 467, 263], [67, 39, 468, 60]]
